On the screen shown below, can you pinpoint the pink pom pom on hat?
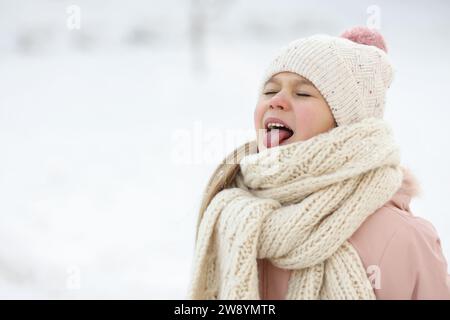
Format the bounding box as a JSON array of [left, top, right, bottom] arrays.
[[340, 26, 388, 53], [259, 26, 395, 126]]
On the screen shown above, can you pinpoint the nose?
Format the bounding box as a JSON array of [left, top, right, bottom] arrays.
[[268, 93, 290, 111], [270, 104, 285, 110]]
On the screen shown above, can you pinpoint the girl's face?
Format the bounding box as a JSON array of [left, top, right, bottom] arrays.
[[254, 71, 337, 151]]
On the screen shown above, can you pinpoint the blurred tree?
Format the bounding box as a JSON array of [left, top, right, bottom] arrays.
[[189, 0, 236, 76], [190, 0, 206, 75]]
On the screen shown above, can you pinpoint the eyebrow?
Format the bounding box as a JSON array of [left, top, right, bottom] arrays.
[[264, 77, 314, 87]]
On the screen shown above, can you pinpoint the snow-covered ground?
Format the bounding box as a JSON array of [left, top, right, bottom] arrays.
[[1, 0, 450, 299]]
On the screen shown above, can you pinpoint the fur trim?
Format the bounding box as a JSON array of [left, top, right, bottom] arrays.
[[399, 165, 422, 198]]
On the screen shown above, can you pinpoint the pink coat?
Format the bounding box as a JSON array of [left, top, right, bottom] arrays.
[[257, 168, 450, 299]]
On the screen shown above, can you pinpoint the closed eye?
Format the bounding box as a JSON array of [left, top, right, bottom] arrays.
[[263, 91, 311, 97]]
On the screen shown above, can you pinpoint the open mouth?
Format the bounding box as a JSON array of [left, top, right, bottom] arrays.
[[263, 117, 294, 148]]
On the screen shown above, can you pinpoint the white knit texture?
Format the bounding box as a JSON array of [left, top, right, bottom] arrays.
[[258, 34, 395, 126], [188, 118, 404, 300]]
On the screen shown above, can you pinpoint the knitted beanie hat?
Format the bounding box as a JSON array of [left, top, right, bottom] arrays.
[[258, 26, 394, 126]]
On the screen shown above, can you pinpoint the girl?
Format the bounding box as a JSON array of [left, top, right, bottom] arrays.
[[188, 26, 450, 299]]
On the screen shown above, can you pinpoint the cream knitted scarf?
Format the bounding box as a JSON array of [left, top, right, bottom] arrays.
[[188, 118, 404, 300]]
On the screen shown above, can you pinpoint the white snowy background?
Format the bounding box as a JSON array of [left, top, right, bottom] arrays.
[[0, 0, 449, 299]]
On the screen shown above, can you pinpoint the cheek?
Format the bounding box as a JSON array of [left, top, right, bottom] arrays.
[[294, 106, 315, 133], [293, 103, 330, 138]]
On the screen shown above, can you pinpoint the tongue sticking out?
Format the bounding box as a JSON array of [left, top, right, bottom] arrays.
[[265, 128, 293, 148]]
